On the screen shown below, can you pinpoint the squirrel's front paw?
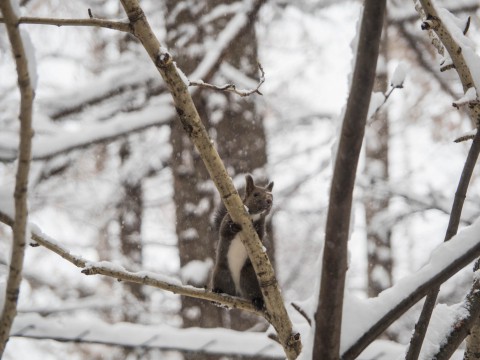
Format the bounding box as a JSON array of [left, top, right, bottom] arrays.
[[228, 221, 242, 232], [252, 297, 265, 311]]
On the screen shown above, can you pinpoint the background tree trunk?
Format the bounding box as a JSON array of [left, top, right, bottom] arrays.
[[364, 19, 393, 298], [165, 0, 272, 334]]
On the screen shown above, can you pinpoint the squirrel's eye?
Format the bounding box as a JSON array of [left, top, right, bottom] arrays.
[[253, 192, 259, 197]]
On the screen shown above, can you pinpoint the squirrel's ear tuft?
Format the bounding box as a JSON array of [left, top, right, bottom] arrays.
[[266, 181, 274, 191], [245, 174, 255, 195]]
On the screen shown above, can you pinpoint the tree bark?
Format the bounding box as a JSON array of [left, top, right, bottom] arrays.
[[314, 0, 386, 358], [0, 0, 35, 356]]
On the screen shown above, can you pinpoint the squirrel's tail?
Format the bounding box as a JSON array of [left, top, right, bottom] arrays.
[[213, 204, 227, 231]]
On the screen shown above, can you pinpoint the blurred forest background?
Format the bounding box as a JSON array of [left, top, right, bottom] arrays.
[[1, 0, 480, 359]]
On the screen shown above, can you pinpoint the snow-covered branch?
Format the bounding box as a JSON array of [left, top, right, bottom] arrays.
[[0, 0, 35, 356], [0, 95, 174, 162], [342, 217, 480, 359], [418, 0, 480, 130], [11, 313, 283, 358], [0, 210, 260, 315]]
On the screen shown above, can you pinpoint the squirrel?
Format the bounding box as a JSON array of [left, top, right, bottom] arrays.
[[211, 174, 274, 310]]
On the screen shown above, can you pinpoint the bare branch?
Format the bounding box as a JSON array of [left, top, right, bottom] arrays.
[[0, 15, 132, 33], [291, 303, 311, 326], [189, 63, 265, 97], [0, 1, 35, 356], [314, 0, 386, 358]]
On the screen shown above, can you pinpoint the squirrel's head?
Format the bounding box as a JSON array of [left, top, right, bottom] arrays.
[[243, 174, 274, 218]]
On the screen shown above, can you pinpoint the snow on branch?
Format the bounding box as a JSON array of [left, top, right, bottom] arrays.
[[341, 216, 480, 359], [0, 210, 260, 316], [0, 0, 35, 356], [0, 95, 174, 163], [11, 313, 284, 358], [189, 63, 265, 97], [418, 0, 480, 130]]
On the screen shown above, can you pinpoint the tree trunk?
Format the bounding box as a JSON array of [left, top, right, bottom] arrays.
[[364, 20, 393, 298], [165, 0, 271, 333], [118, 140, 146, 321]]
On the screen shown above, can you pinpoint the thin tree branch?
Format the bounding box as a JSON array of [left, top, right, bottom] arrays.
[[314, 1, 386, 358], [0, 1, 35, 356], [0, 210, 260, 315], [0, 15, 132, 33], [118, 1, 301, 358], [189, 63, 265, 97]]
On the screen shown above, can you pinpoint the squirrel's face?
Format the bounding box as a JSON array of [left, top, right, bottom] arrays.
[[243, 175, 274, 216], [245, 188, 273, 215]]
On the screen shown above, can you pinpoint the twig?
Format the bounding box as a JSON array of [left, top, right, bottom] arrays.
[[314, 1, 386, 358], [371, 84, 402, 118], [189, 63, 265, 97], [291, 303, 311, 326], [0, 1, 35, 356], [0, 15, 132, 33], [0, 210, 260, 316]]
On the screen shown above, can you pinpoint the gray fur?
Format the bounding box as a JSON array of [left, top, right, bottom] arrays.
[[211, 175, 273, 310]]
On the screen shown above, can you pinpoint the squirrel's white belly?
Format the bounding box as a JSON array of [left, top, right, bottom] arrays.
[[227, 234, 248, 295]]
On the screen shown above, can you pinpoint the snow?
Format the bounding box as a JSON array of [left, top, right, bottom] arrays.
[[2, 1, 480, 358], [367, 92, 386, 119], [20, 29, 38, 90], [420, 303, 469, 359], [180, 259, 213, 286], [11, 313, 285, 358], [437, 7, 480, 91], [340, 217, 480, 353], [0, 95, 174, 162], [391, 62, 407, 88], [453, 87, 477, 108]]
